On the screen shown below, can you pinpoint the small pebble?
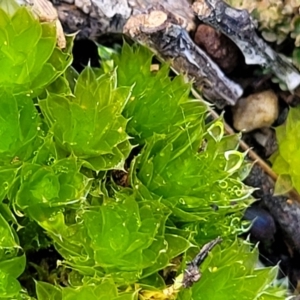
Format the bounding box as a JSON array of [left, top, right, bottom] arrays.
[[232, 90, 279, 132], [194, 24, 239, 73], [243, 206, 276, 241], [75, 0, 92, 14]]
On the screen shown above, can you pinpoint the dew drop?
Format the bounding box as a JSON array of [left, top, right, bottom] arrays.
[[3, 182, 9, 190], [179, 198, 186, 205], [235, 190, 243, 197], [219, 163, 225, 169], [218, 181, 228, 189], [48, 156, 55, 165], [210, 193, 217, 201]]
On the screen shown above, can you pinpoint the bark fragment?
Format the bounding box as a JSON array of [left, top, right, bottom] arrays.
[[192, 0, 300, 91], [124, 6, 243, 107]]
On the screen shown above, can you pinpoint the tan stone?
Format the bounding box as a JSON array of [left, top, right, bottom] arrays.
[[232, 90, 279, 132]]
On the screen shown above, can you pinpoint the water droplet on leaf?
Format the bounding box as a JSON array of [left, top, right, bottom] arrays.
[[179, 198, 186, 205]]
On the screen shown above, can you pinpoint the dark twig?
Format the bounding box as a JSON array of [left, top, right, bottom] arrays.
[[183, 236, 222, 288]]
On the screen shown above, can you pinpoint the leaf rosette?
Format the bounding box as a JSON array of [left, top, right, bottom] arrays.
[[0, 214, 25, 298], [0, 3, 72, 96], [111, 43, 207, 143], [39, 67, 133, 172], [36, 277, 138, 300], [0, 91, 42, 201], [131, 119, 254, 240], [33, 192, 190, 285], [14, 157, 90, 214], [0, 92, 40, 166], [179, 239, 287, 300]]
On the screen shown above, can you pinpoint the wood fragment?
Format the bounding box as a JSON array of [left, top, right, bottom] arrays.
[[183, 237, 222, 288], [124, 6, 243, 107], [193, 0, 300, 91]]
